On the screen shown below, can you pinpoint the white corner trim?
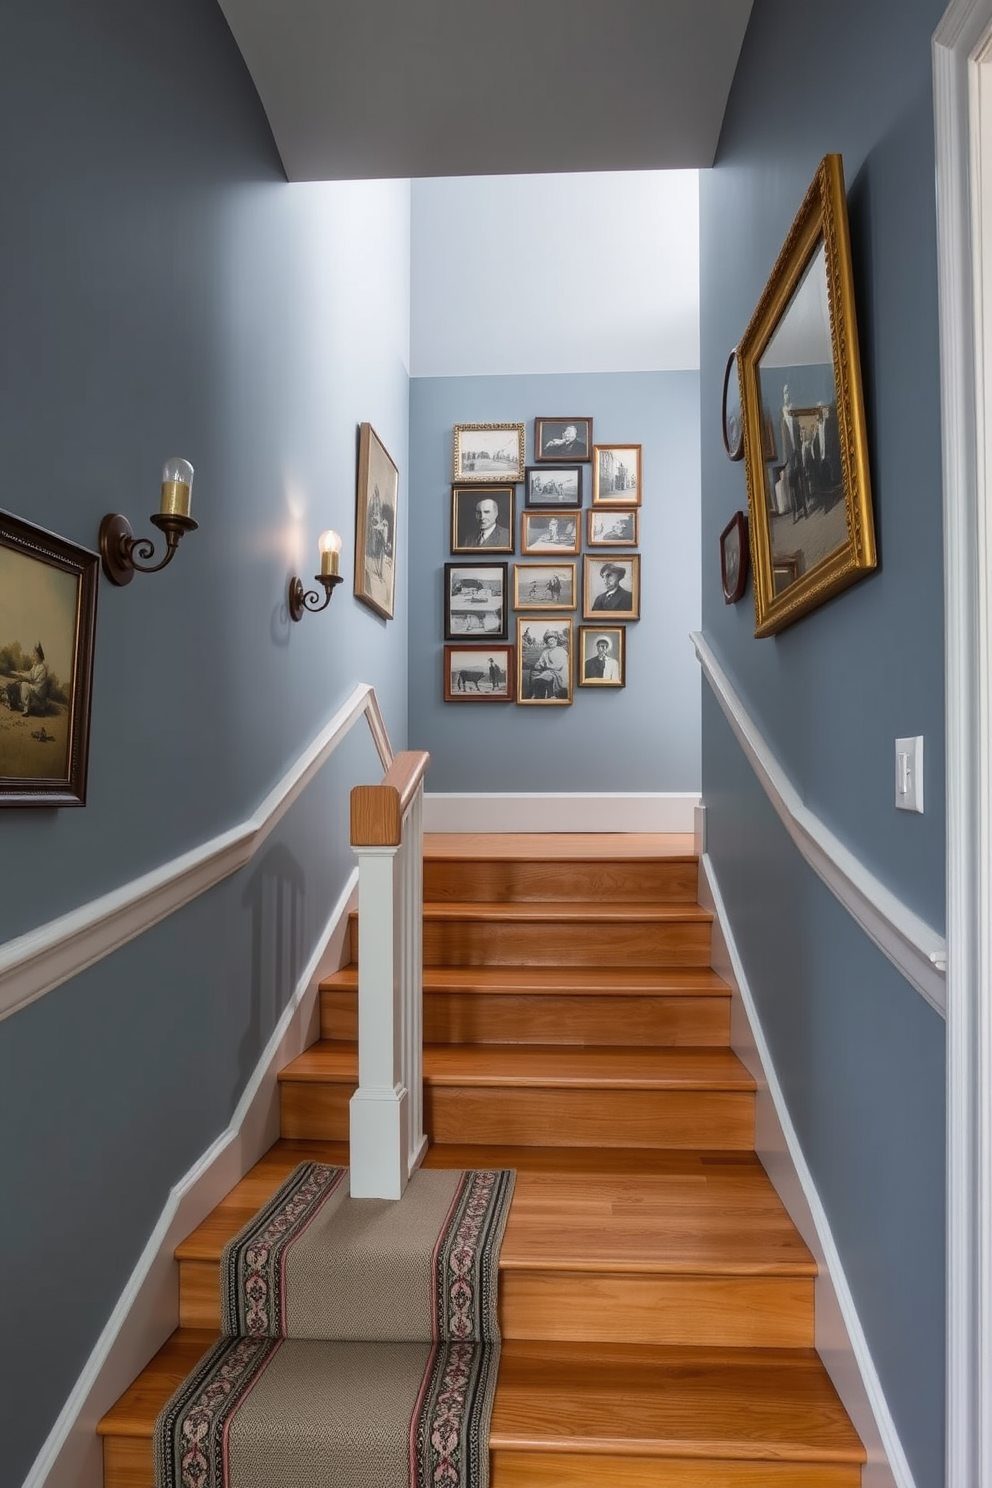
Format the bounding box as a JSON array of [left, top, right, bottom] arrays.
[[22, 868, 358, 1488], [0, 683, 392, 1026], [699, 853, 915, 1488], [423, 792, 700, 834], [691, 632, 947, 1016]]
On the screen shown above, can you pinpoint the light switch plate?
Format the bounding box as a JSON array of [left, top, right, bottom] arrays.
[[895, 736, 924, 813]]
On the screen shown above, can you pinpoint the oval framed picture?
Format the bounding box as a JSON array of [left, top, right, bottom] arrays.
[[720, 510, 749, 604], [721, 348, 745, 461]]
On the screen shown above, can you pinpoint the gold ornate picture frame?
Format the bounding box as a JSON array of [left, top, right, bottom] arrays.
[[738, 154, 876, 637]]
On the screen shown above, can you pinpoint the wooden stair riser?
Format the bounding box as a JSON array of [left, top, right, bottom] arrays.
[[424, 858, 699, 904], [321, 988, 731, 1046], [280, 1080, 754, 1149], [491, 1457, 861, 1488], [348, 915, 712, 968]]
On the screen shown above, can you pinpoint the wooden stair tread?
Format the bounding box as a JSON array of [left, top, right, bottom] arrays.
[[416, 900, 712, 923], [97, 1329, 218, 1437], [424, 832, 696, 860], [321, 964, 731, 996]]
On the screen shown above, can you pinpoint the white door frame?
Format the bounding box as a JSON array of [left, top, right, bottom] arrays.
[[934, 4, 992, 1483]]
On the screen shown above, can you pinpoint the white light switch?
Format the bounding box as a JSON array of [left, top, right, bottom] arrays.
[[895, 736, 924, 813]]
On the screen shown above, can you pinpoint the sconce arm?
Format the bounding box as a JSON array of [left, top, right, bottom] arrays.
[[99, 512, 198, 586]]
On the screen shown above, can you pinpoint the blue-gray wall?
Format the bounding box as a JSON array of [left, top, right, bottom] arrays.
[[409, 372, 700, 791], [0, 3, 409, 1481], [699, 2, 947, 1483]]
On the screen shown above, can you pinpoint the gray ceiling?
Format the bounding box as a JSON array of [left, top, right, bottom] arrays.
[[216, 0, 753, 181]]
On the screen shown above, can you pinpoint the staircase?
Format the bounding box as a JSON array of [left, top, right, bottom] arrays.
[[98, 832, 865, 1486]]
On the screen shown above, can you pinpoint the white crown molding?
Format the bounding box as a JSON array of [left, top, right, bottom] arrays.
[[698, 853, 913, 1488], [0, 684, 392, 1026], [423, 792, 699, 834], [691, 631, 946, 1016]]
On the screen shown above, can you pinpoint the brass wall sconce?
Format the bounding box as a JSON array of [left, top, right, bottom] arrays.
[[289, 529, 344, 621], [99, 458, 196, 586]]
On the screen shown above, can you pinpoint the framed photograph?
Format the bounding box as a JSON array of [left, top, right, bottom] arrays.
[[443, 562, 507, 640], [720, 510, 749, 604], [534, 417, 593, 462], [583, 555, 640, 619], [722, 348, 745, 461], [738, 154, 877, 636], [521, 511, 580, 555], [451, 485, 514, 554], [0, 511, 99, 807], [592, 444, 641, 505], [512, 562, 576, 610], [587, 508, 639, 548], [443, 644, 514, 701], [452, 423, 525, 483], [516, 617, 573, 705], [354, 421, 399, 620], [524, 465, 583, 508], [578, 625, 625, 689]]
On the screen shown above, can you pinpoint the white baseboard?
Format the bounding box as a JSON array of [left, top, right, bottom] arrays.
[[698, 854, 914, 1488], [423, 792, 700, 834], [25, 869, 358, 1488]]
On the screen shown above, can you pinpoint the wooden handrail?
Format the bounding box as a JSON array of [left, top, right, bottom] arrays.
[[350, 750, 430, 847]]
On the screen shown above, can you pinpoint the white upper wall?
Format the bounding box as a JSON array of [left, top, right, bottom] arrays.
[[410, 170, 699, 378]]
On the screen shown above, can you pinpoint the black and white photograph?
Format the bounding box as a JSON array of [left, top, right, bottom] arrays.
[[582, 555, 640, 619], [443, 644, 514, 701], [592, 444, 642, 505], [524, 465, 583, 508], [443, 562, 508, 640], [534, 418, 593, 462], [578, 626, 626, 688], [354, 421, 399, 620], [587, 508, 639, 547], [720, 510, 749, 604], [513, 562, 576, 611], [521, 512, 580, 555], [452, 422, 525, 483], [451, 485, 514, 553], [516, 617, 573, 705]]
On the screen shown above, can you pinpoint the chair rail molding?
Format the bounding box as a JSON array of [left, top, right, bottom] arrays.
[[0, 683, 393, 1026], [691, 631, 947, 1016]]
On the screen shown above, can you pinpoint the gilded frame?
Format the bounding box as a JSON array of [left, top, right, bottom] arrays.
[[452, 423, 525, 483], [738, 153, 876, 637], [516, 616, 573, 705]]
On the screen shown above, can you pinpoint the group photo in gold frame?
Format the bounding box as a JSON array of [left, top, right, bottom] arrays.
[[737, 153, 877, 637]]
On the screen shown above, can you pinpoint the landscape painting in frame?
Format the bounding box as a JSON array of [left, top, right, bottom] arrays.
[[444, 562, 508, 641], [354, 421, 399, 620], [0, 511, 99, 806], [443, 644, 514, 701], [452, 423, 525, 483]]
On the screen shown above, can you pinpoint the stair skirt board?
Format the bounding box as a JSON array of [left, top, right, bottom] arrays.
[[22, 871, 358, 1488], [423, 793, 700, 834], [698, 853, 912, 1488]]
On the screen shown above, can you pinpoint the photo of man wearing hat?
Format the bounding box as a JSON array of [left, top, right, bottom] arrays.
[[584, 634, 621, 680], [591, 561, 634, 611]]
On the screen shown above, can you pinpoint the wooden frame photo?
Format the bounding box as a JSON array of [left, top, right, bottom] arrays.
[[592, 444, 641, 505], [354, 421, 399, 620], [533, 417, 593, 462], [516, 617, 573, 705], [587, 508, 639, 548], [578, 625, 626, 689], [512, 562, 576, 611], [443, 562, 508, 641], [737, 154, 877, 637], [443, 644, 514, 701], [524, 465, 583, 509], [720, 510, 749, 604], [521, 511, 580, 555], [0, 511, 99, 807], [582, 555, 640, 619], [452, 423, 525, 483], [721, 348, 745, 461], [451, 485, 514, 554]]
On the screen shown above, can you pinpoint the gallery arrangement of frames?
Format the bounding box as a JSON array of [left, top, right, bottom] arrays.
[[443, 419, 642, 706]]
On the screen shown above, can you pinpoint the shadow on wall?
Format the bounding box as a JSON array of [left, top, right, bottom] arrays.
[[237, 844, 307, 1103]]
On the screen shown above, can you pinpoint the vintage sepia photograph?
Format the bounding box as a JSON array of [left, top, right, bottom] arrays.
[[354, 422, 399, 620], [513, 562, 576, 611], [582, 554, 641, 619], [578, 625, 626, 688], [443, 644, 514, 701], [524, 465, 583, 508], [587, 508, 639, 547], [720, 510, 749, 604], [592, 444, 642, 505], [444, 562, 508, 640], [521, 512, 580, 555], [534, 417, 593, 462], [452, 423, 525, 483], [0, 511, 99, 806], [451, 485, 514, 553], [516, 617, 573, 705]]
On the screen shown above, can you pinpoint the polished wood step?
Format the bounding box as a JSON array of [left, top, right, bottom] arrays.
[[277, 1043, 755, 1149], [98, 1334, 862, 1488], [320, 965, 731, 1046], [423, 853, 699, 904]]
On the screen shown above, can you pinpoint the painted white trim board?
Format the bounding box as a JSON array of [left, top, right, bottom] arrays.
[[23, 869, 358, 1488], [692, 631, 947, 1015], [0, 683, 392, 1026], [699, 853, 914, 1488], [423, 792, 699, 834]]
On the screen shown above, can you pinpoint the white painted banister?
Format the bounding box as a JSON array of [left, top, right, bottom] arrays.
[[348, 750, 430, 1198]]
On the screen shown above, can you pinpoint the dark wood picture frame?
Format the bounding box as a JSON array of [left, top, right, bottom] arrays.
[[451, 485, 515, 554], [524, 465, 583, 509], [720, 510, 749, 603], [354, 421, 399, 620], [443, 643, 514, 701], [722, 348, 745, 461], [443, 561, 508, 641], [534, 417, 593, 462]]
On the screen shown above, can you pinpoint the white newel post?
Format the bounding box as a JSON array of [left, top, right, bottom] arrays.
[[349, 752, 429, 1199]]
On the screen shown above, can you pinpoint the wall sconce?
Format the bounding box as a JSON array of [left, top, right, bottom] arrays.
[[99, 458, 197, 586], [289, 529, 344, 621]]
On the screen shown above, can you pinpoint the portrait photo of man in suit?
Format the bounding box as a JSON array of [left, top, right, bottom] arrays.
[[452, 486, 514, 554], [592, 562, 633, 610], [474, 496, 509, 547]]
